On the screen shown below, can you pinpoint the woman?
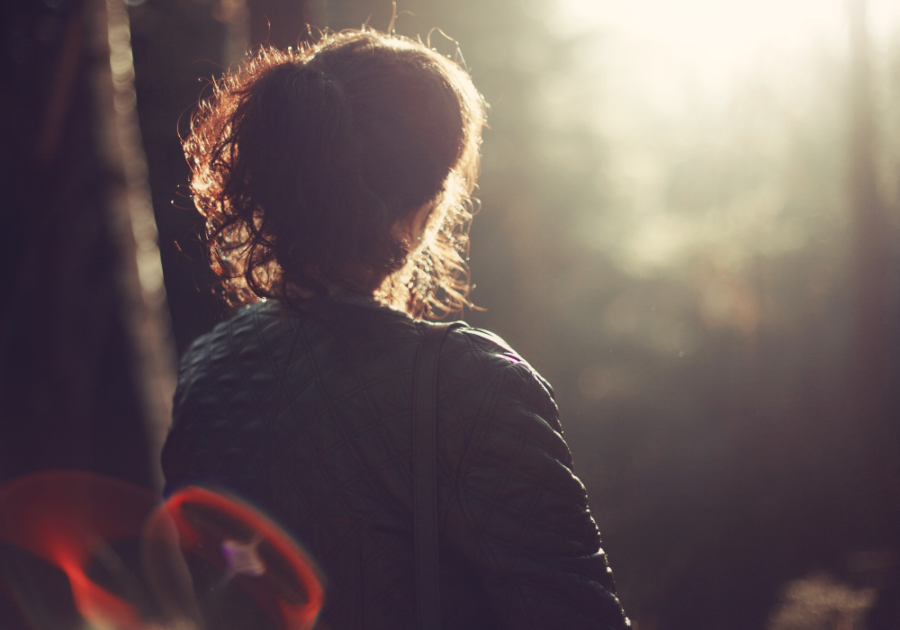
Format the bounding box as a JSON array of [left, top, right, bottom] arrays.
[[162, 28, 628, 630]]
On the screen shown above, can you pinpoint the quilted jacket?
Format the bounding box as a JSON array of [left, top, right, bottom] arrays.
[[161, 294, 628, 630]]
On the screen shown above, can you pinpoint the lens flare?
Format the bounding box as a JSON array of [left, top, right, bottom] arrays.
[[0, 470, 156, 629], [145, 486, 324, 630], [0, 471, 324, 630]]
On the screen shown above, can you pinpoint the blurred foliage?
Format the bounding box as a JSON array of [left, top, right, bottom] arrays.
[[768, 573, 875, 630]]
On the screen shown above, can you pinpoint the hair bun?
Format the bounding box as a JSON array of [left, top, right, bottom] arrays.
[[183, 29, 485, 318]]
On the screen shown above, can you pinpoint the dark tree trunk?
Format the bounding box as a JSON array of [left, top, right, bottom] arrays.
[[846, 0, 899, 548], [0, 0, 174, 490]]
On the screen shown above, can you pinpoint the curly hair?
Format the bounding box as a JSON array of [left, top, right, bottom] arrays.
[[182, 28, 486, 318]]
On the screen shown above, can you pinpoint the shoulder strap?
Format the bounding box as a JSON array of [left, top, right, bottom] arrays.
[[413, 322, 463, 630]]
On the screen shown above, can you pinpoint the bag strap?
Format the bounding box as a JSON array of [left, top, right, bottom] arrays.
[[413, 322, 462, 630]]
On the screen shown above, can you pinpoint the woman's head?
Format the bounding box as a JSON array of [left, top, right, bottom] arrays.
[[184, 28, 486, 318]]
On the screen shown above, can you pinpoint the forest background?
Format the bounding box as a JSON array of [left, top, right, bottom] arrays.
[[1, 0, 899, 628]]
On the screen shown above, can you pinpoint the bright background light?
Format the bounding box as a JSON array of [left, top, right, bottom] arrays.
[[542, 0, 900, 277], [553, 0, 900, 99]]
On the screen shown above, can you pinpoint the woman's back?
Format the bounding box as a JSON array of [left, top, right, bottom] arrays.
[[167, 25, 628, 629], [162, 295, 626, 629]]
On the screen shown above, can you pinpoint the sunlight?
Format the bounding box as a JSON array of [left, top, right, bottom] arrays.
[[553, 0, 900, 99], [550, 0, 900, 275]]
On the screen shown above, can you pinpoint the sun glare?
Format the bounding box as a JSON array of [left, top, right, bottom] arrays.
[[549, 0, 900, 275], [553, 0, 900, 97]]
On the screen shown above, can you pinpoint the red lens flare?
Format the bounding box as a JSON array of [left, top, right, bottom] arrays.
[[0, 471, 325, 630], [0, 470, 156, 629], [145, 486, 324, 630]]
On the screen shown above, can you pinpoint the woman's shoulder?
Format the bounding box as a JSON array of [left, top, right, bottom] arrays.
[[439, 323, 551, 384], [180, 296, 410, 359], [437, 324, 534, 376], [176, 300, 283, 366], [434, 323, 559, 428], [177, 303, 557, 422]]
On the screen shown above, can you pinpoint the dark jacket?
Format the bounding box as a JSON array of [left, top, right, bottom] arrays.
[[162, 295, 628, 630]]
